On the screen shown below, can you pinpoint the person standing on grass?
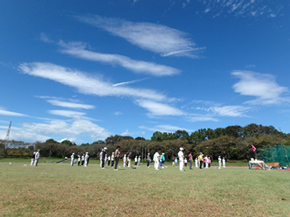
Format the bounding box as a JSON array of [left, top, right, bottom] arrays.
[[175, 157, 178, 167], [101, 147, 107, 169], [218, 156, 221, 169], [184, 157, 187, 167], [135, 156, 138, 166], [252, 144, 257, 160], [108, 155, 111, 166], [123, 154, 127, 167], [111, 152, 115, 167], [208, 157, 211, 168], [161, 153, 165, 168], [147, 153, 151, 168], [31, 152, 35, 166], [127, 151, 132, 167], [114, 146, 121, 170], [34, 150, 40, 166], [81, 154, 85, 166], [198, 153, 203, 169], [70, 153, 75, 166], [178, 148, 184, 171], [195, 157, 198, 168], [222, 157, 226, 168], [205, 155, 208, 169], [85, 152, 89, 167], [137, 155, 141, 167], [77, 154, 81, 166], [153, 150, 160, 170], [113, 146, 121, 170], [188, 152, 193, 170], [100, 149, 103, 168]]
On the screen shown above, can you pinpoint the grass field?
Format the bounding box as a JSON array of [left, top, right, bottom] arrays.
[[1, 162, 289, 217]]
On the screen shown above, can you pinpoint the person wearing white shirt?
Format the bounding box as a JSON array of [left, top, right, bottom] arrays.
[[111, 152, 115, 167], [85, 152, 89, 167], [153, 150, 160, 170], [99, 150, 103, 167], [222, 157, 226, 168], [137, 156, 141, 167], [108, 156, 111, 166], [195, 158, 198, 168], [34, 150, 40, 166], [81, 154, 85, 166], [205, 155, 208, 169], [218, 156, 221, 169], [70, 153, 75, 166], [123, 154, 127, 167], [77, 154, 81, 166], [178, 147, 184, 171]]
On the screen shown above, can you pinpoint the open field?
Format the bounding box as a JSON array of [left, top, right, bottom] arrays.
[[1, 162, 289, 217]]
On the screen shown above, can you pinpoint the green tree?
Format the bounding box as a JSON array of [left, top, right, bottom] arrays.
[[175, 130, 189, 141], [61, 140, 75, 146], [151, 131, 164, 142]]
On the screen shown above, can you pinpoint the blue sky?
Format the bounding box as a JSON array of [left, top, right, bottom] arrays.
[[1, 0, 290, 144]]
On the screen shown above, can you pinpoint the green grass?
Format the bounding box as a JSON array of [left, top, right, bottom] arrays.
[[0, 162, 289, 216]]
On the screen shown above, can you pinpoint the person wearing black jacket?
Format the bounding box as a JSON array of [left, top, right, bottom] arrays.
[[30, 152, 35, 166]]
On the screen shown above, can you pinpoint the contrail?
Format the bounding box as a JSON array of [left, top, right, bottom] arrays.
[[112, 77, 149, 87]]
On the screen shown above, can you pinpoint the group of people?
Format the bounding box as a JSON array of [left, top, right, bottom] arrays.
[[146, 152, 166, 170], [123, 153, 142, 167], [32, 146, 227, 171], [197, 153, 226, 169], [70, 152, 90, 167], [71, 147, 227, 171], [99, 146, 121, 170], [30, 149, 40, 166]]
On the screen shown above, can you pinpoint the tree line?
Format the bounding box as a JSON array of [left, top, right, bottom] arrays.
[[1, 123, 289, 161]]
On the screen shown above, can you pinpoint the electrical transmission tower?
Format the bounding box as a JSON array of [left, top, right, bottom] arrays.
[[4, 121, 12, 148], [5, 121, 12, 141]]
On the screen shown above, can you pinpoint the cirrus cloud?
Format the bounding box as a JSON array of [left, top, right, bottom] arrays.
[[19, 62, 168, 102], [232, 70, 289, 105], [76, 15, 203, 58]]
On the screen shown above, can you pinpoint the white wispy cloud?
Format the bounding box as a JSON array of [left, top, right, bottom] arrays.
[[114, 112, 123, 116], [139, 124, 193, 133], [49, 110, 86, 118], [193, 0, 285, 18], [19, 62, 168, 101], [59, 41, 180, 76], [196, 105, 251, 117], [211, 106, 251, 117], [137, 100, 185, 116], [7, 119, 110, 143], [112, 77, 149, 87], [0, 109, 27, 117], [121, 129, 132, 136], [47, 99, 95, 109], [76, 15, 203, 57], [188, 115, 219, 122], [39, 32, 54, 43], [232, 70, 289, 105]]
